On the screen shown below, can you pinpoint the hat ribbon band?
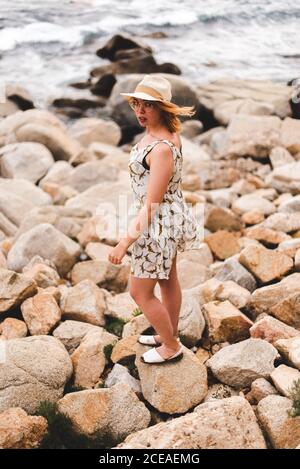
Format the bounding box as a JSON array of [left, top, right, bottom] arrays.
[[134, 85, 164, 100]]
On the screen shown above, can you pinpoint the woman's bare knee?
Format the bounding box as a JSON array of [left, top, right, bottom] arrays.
[[129, 276, 157, 303]]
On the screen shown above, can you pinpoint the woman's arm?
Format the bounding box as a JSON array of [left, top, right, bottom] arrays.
[[108, 144, 174, 265]]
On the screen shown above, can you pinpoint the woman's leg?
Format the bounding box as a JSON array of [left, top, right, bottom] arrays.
[[157, 252, 182, 341], [129, 274, 180, 358]]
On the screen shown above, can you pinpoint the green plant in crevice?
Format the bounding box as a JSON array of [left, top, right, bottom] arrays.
[[95, 380, 106, 389], [35, 400, 116, 449], [63, 381, 86, 395], [287, 378, 300, 417], [132, 307, 143, 317], [105, 317, 126, 337], [34, 401, 89, 449], [103, 343, 115, 362]]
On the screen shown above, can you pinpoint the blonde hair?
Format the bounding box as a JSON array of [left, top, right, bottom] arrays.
[[156, 101, 196, 133]]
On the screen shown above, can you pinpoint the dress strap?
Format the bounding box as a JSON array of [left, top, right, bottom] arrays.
[[139, 140, 181, 172], [144, 139, 181, 156]]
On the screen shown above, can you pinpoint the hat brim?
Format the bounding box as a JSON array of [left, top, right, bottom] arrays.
[[120, 92, 164, 102]]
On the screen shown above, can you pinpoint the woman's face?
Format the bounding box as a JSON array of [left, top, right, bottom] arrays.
[[129, 98, 161, 127]]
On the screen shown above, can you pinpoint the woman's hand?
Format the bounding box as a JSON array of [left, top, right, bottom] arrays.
[[108, 241, 128, 265]]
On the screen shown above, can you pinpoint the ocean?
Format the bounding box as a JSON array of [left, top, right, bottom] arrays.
[[1, 0, 300, 106]]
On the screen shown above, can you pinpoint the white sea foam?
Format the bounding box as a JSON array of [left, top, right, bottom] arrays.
[[0, 21, 105, 51], [0, 0, 299, 107]]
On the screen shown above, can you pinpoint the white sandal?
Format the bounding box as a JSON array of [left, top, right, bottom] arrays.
[[138, 335, 180, 346], [138, 335, 161, 345], [141, 345, 183, 364]]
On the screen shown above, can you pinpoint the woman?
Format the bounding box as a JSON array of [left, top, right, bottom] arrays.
[[108, 75, 203, 364]]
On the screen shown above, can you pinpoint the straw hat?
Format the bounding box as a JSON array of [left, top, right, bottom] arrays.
[[120, 74, 172, 103]]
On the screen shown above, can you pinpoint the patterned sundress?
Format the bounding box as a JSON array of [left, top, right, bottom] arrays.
[[128, 139, 203, 279]]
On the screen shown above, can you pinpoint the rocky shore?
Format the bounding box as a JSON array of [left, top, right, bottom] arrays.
[[0, 33, 300, 449]]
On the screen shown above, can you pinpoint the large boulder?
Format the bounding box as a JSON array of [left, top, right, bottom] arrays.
[[91, 49, 180, 78], [214, 255, 257, 292], [255, 212, 300, 233], [198, 277, 251, 309], [0, 142, 54, 183], [2, 84, 34, 114], [68, 117, 121, 147], [232, 193, 276, 216], [53, 320, 117, 354], [50, 89, 106, 117], [0, 268, 37, 314], [204, 206, 243, 232], [111, 335, 139, 364], [70, 259, 131, 293], [0, 318, 27, 340], [7, 223, 81, 276], [21, 256, 60, 289], [221, 115, 281, 158], [270, 364, 300, 397], [14, 205, 90, 241], [268, 291, 300, 328], [135, 343, 208, 414], [177, 259, 211, 289], [21, 291, 61, 335], [202, 300, 253, 344], [65, 179, 133, 220], [250, 316, 300, 344], [247, 273, 300, 318], [105, 291, 141, 322], [15, 123, 85, 162], [176, 290, 206, 347], [57, 383, 151, 444], [39, 160, 73, 190], [105, 364, 141, 394], [0, 407, 47, 449], [207, 338, 278, 388], [245, 378, 278, 404], [196, 78, 291, 124], [115, 396, 266, 449], [0, 179, 52, 227], [0, 108, 85, 162], [274, 337, 300, 369], [60, 279, 107, 327], [266, 161, 300, 194], [96, 34, 152, 62], [0, 109, 66, 148], [70, 330, 107, 389], [278, 194, 300, 213], [269, 146, 295, 169], [238, 244, 293, 283], [67, 161, 120, 193], [214, 99, 274, 126], [89, 142, 131, 171], [0, 178, 52, 207], [257, 395, 300, 448], [243, 226, 290, 247], [122, 314, 151, 338], [0, 336, 73, 413], [204, 230, 240, 260], [280, 116, 300, 154]]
